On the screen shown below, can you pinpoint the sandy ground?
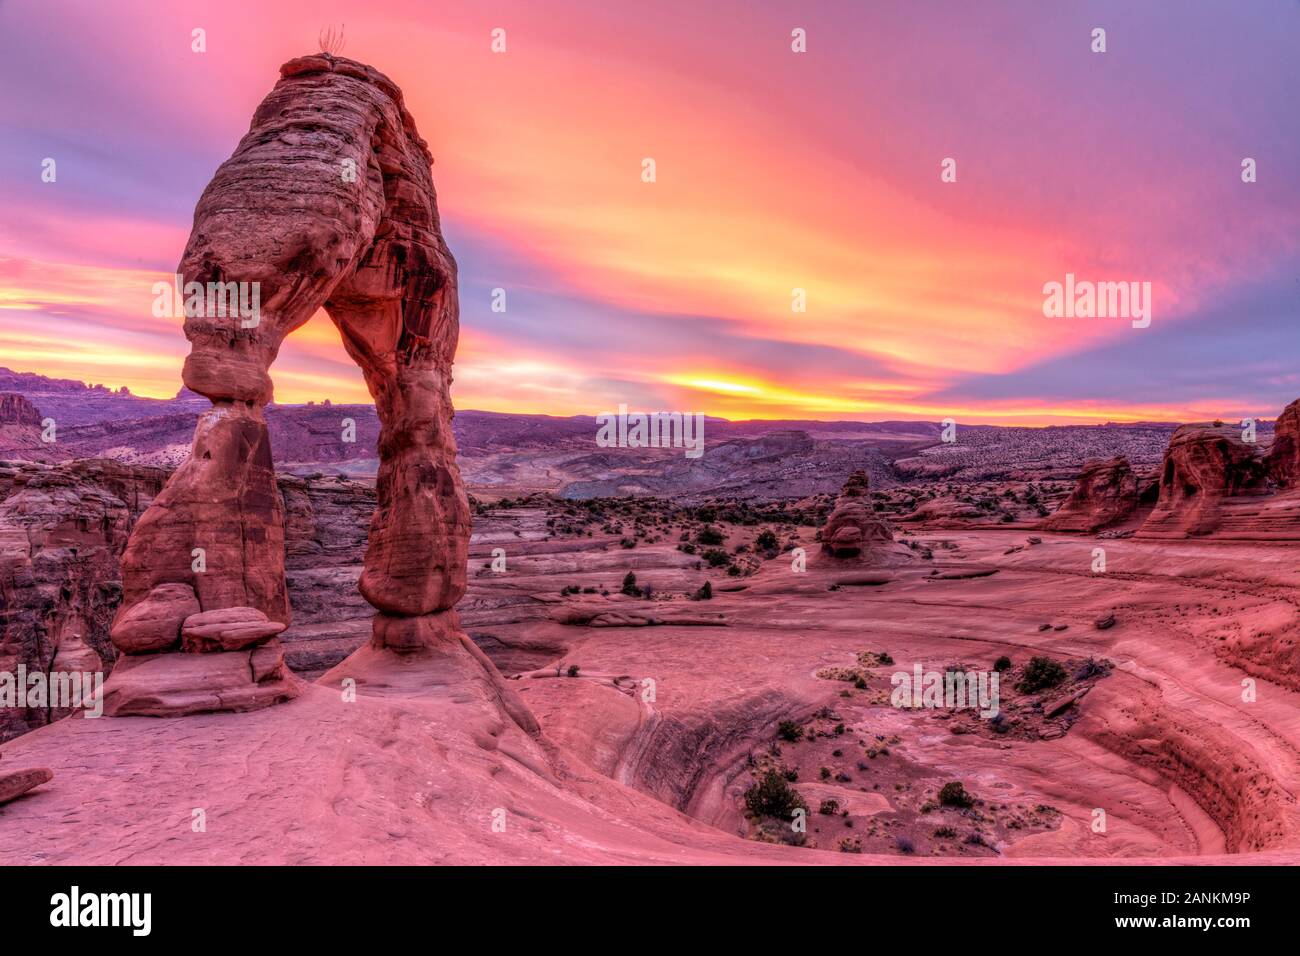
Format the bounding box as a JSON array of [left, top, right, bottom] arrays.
[[2, 518, 1298, 865]]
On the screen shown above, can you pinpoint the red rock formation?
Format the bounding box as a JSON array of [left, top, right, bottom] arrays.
[[819, 471, 904, 562], [1267, 398, 1300, 489], [103, 54, 470, 716], [0, 393, 47, 457], [1139, 424, 1267, 538], [0, 460, 164, 740], [1041, 456, 1139, 533]]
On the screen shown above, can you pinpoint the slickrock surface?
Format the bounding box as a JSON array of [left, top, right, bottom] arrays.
[[1041, 456, 1143, 532], [4, 520, 1300, 863]]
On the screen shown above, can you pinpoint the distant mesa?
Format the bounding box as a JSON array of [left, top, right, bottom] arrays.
[[0, 393, 42, 428], [0, 393, 48, 456]]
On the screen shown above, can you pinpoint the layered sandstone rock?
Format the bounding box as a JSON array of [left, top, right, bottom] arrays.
[[819, 471, 905, 562], [1267, 399, 1300, 489], [1138, 424, 1268, 538], [1041, 456, 1139, 533], [103, 54, 470, 716], [0, 393, 45, 455], [0, 460, 164, 741]]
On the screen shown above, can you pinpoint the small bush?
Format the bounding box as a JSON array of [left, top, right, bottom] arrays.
[[620, 571, 641, 597], [895, 835, 916, 854], [777, 720, 803, 742], [744, 769, 808, 820], [938, 781, 974, 808], [993, 655, 1012, 672], [1017, 656, 1068, 693], [818, 799, 840, 815], [697, 525, 725, 546], [701, 548, 731, 568], [566, 664, 580, 678]]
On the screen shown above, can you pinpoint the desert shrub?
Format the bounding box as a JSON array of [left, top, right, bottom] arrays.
[[993, 655, 1012, 672], [1017, 656, 1068, 693], [566, 664, 580, 678], [697, 525, 725, 546], [744, 769, 808, 820], [895, 835, 916, 854], [933, 826, 957, 838], [701, 548, 731, 568], [818, 799, 840, 815], [777, 720, 803, 742], [755, 528, 779, 551], [620, 572, 641, 597], [938, 781, 974, 808]]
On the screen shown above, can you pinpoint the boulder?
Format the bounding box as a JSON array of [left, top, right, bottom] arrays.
[[181, 606, 287, 653], [0, 766, 53, 805], [110, 583, 199, 653]]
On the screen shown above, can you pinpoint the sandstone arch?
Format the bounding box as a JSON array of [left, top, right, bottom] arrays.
[[103, 55, 470, 715]]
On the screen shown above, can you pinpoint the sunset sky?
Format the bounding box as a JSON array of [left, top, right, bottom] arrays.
[[0, 0, 1297, 424]]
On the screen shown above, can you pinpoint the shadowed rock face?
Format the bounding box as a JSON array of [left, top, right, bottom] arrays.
[[104, 54, 470, 716], [0, 460, 167, 740], [1267, 399, 1300, 489], [1041, 456, 1139, 533], [1139, 424, 1267, 538]]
